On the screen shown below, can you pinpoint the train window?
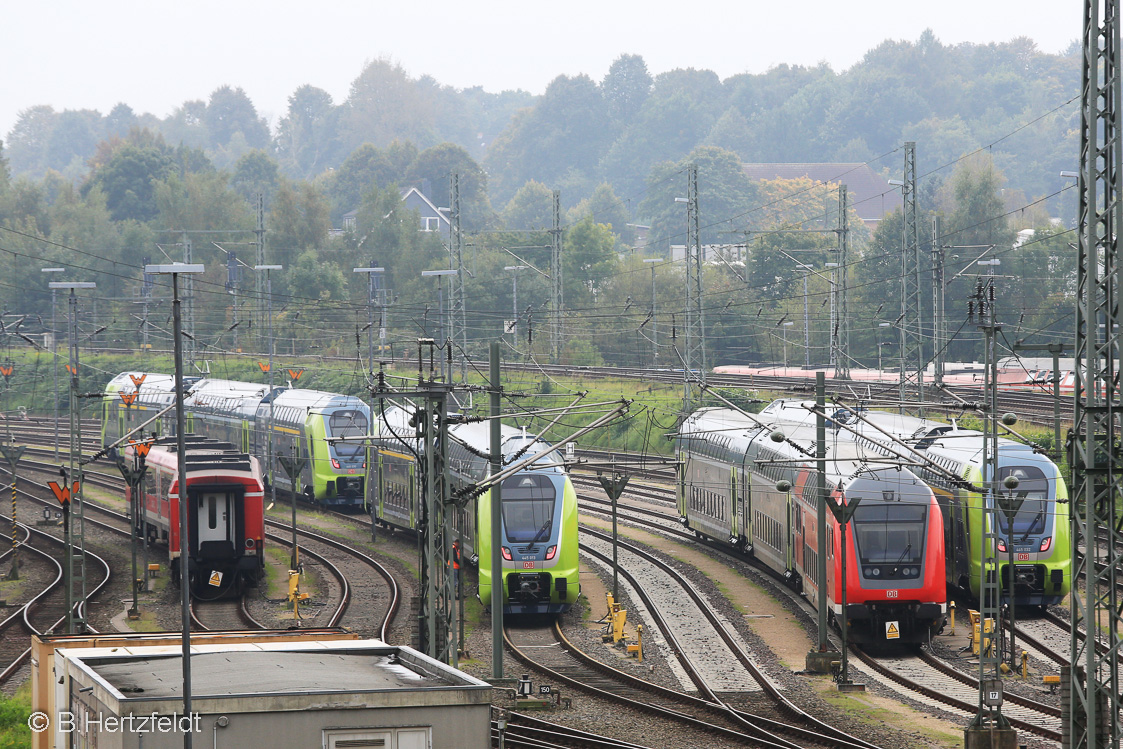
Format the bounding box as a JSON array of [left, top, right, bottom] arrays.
[[208, 496, 218, 529], [995, 465, 1050, 537], [501, 475, 556, 543], [851, 503, 926, 566], [327, 410, 369, 459]]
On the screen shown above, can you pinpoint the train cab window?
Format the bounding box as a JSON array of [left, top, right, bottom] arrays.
[[851, 502, 926, 568], [326, 410, 369, 459], [995, 465, 1050, 538], [208, 495, 218, 529], [501, 474, 556, 543]]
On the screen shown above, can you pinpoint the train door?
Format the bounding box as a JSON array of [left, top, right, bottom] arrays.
[[740, 467, 751, 546], [197, 491, 233, 549]]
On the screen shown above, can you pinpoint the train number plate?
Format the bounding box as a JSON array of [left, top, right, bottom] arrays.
[[522, 561, 535, 569], [1017, 553, 1030, 561]]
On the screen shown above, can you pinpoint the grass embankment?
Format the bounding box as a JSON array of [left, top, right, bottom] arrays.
[[0, 683, 32, 748]]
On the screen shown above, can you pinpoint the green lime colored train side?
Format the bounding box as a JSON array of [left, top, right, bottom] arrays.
[[102, 373, 369, 510], [370, 410, 580, 615]]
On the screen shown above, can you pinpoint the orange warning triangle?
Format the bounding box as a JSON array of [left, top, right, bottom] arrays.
[[885, 622, 900, 639]]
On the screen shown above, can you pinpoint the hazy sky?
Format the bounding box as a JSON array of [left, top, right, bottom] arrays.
[[3, 1, 1080, 140]]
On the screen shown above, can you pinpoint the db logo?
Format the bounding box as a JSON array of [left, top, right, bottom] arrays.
[[1018, 553, 1030, 561], [522, 562, 535, 569], [886, 590, 899, 598]]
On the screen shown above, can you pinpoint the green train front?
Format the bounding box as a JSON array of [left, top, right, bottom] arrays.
[[954, 450, 1071, 606], [370, 411, 580, 615]]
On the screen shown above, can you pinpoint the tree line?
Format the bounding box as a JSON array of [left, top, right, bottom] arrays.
[[0, 32, 1079, 375]]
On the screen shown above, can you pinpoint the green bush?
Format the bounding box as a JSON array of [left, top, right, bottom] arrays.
[[0, 686, 31, 749]]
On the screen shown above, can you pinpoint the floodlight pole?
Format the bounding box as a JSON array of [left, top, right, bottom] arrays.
[[644, 258, 663, 366], [490, 342, 504, 680], [257, 265, 283, 539], [41, 268, 64, 458], [422, 269, 458, 381], [50, 280, 95, 634], [354, 267, 385, 377], [147, 262, 204, 749]]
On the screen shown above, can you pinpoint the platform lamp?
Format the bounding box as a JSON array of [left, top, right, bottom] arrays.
[[41, 268, 65, 458], [146, 262, 204, 749]]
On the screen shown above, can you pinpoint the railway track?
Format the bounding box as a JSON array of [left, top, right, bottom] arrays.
[[573, 486, 1066, 742], [579, 523, 877, 749], [4, 455, 395, 640], [0, 518, 111, 687]]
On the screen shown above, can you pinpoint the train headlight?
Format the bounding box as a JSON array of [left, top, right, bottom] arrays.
[[1040, 537, 1052, 552], [910, 567, 919, 577], [997, 539, 1007, 552], [545, 545, 557, 560], [871, 568, 880, 577], [501, 546, 512, 561], [331, 459, 341, 469]]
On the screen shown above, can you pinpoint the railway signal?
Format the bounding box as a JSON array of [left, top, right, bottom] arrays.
[[115, 441, 150, 620], [1, 442, 25, 580]]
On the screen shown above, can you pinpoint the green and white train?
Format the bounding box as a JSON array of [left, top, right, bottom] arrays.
[[102, 372, 370, 510], [370, 406, 581, 614]]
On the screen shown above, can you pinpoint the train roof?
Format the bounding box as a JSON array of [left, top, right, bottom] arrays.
[[144, 436, 261, 475], [761, 399, 1056, 474], [269, 388, 369, 413], [375, 406, 563, 471], [680, 407, 928, 488]]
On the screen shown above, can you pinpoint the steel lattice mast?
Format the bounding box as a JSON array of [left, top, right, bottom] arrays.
[[450, 173, 467, 378], [1070, 1, 1123, 745], [832, 186, 851, 380], [550, 190, 564, 363], [900, 142, 924, 406], [683, 165, 706, 399]]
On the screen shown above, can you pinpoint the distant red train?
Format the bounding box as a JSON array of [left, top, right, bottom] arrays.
[[125, 436, 265, 596]]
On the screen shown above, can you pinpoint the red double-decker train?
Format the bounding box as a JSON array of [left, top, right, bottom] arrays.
[[677, 408, 946, 645], [125, 436, 266, 596]]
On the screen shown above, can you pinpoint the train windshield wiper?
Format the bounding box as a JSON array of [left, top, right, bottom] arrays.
[[889, 543, 912, 577], [526, 519, 552, 550], [1020, 504, 1044, 544]]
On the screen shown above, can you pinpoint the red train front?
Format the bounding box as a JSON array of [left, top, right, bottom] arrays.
[[794, 467, 946, 646], [125, 436, 266, 596]]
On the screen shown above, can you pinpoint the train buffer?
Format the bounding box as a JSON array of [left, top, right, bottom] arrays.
[[602, 593, 629, 644]]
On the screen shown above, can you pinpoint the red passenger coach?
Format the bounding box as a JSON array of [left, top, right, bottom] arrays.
[[126, 436, 265, 596]]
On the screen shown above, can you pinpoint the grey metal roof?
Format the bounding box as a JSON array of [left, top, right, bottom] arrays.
[[90, 650, 455, 699]]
